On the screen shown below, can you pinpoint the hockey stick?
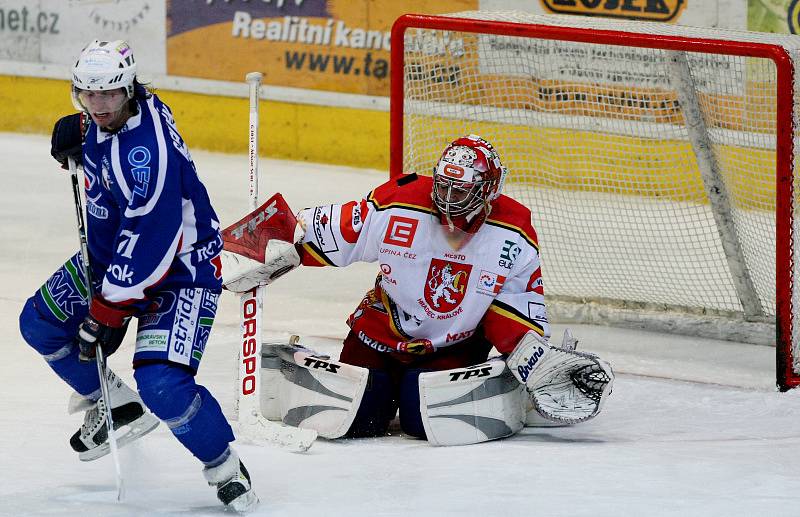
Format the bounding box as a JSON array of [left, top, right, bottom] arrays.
[[234, 72, 317, 452], [68, 156, 125, 500]]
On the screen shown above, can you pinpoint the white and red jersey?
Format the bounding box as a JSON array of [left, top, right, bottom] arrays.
[[296, 174, 549, 358]]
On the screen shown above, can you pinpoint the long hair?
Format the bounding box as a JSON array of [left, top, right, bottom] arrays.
[[127, 78, 154, 115]]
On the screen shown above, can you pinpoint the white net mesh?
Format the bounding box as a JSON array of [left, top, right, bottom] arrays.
[[397, 11, 800, 383]]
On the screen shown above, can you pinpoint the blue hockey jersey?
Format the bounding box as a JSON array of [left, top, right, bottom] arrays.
[[82, 93, 223, 310]]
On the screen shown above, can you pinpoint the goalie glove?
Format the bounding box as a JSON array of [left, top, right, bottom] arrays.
[[220, 193, 301, 293], [506, 331, 614, 425]]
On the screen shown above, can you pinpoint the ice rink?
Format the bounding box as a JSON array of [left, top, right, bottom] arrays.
[[1, 132, 799, 516]]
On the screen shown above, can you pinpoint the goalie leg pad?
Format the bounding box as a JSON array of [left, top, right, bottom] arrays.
[[418, 358, 526, 446], [267, 344, 371, 439]]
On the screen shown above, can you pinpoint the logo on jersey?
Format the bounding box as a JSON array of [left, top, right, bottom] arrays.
[[476, 270, 505, 295], [424, 259, 472, 313], [41, 264, 88, 322], [108, 263, 135, 285], [139, 292, 178, 327], [340, 200, 367, 243], [170, 287, 201, 364], [313, 205, 339, 253], [383, 216, 418, 247], [128, 146, 151, 199], [86, 193, 109, 220], [161, 104, 193, 162], [397, 339, 434, 355], [499, 240, 521, 269], [526, 268, 544, 295]]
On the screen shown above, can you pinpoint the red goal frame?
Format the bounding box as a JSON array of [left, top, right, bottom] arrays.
[[389, 13, 797, 390]]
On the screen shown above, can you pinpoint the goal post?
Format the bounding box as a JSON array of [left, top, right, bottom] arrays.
[[389, 12, 798, 390]]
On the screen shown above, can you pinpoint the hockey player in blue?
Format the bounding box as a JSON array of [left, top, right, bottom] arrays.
[[18, 40, 257, 512]]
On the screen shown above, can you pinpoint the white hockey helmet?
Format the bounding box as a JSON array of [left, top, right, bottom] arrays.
[[71, 40, 137, 111]]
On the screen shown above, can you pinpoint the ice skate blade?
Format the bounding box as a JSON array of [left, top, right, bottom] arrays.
[[78, 413, 160, 461], [227, 490, 259, 513]]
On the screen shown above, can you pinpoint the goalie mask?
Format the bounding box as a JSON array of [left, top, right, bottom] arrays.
[[432, 135, 507, 233], [71, 40, 137, 115]]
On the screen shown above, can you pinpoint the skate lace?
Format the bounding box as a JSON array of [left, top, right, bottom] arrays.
[[81, 398, 107, 438]]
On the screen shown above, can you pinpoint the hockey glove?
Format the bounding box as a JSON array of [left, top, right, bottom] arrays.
[[77, 297, 133, 362], [506, 331, 614, 425], [51, 112, 87, 169], [220, 193, 301, 292]]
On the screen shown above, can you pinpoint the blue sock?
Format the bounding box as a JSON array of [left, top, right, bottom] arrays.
[[134, 362, 234, 463]]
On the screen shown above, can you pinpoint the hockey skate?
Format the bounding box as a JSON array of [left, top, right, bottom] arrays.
[[203, 451, 259, 513], [68, 370, 159, 461]]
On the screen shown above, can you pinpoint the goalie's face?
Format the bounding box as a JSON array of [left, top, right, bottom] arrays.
[[433, 175, 491, 217]]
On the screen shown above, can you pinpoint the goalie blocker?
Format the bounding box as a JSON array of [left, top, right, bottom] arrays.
[[258, 332, 614, 446], [220, 192, 301, 293]]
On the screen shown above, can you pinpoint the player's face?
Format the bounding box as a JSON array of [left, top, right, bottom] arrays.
[[75, 87, 130, 130]]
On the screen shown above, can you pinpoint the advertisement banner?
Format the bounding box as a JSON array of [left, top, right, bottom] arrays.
[[748, 0, 798, 33], [166, 0, 476, 96], [0, 0, 166, 75], [479, 0, 745, 29], [537, 0, 687, 22]]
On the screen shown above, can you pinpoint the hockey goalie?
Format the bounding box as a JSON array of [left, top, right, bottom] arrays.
[[221, 135, 614, 446]]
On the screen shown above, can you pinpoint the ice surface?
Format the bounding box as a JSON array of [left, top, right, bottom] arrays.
[[1, 133, 798, 516]]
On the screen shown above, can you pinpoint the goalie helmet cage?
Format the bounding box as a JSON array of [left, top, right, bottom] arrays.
[[389, 11, 800, 391]]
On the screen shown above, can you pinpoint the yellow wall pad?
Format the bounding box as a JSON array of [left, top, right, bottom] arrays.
[[0, 75, 390, 171]]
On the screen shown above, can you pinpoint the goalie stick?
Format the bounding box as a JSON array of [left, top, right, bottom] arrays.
[[69, 156, 125, 500], [232, 72, 317, 452]]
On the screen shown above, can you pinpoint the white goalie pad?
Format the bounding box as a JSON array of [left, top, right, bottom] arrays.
[[260, 342, 370, 439], [507, 331, 614, 425], [419, 357, 527, 446]]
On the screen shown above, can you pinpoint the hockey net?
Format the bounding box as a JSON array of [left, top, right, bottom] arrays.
[[389, 11, 800, 390]]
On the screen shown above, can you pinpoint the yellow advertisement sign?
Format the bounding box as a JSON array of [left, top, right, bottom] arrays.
[[167, 0, 475, 96], [538, 0, 686, 22]]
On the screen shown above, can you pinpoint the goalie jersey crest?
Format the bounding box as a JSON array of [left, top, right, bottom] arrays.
[[424, 259, 472, 313]]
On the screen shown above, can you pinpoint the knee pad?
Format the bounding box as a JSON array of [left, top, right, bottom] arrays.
[[134, 362, 234, 463], [20, 297, 100, 396], [417, 357, 526, 446], [345, 369, 395, 439], [398, 369, 426, 440], [134, 362, 197, 419], [19, 297, 79, 357]]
